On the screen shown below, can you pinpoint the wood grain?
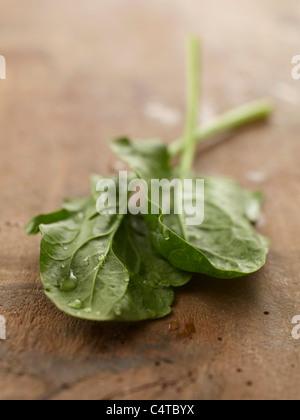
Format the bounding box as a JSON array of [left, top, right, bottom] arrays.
[[0, 0, 300, 400]]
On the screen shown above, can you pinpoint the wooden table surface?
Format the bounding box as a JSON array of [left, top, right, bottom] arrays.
[[1, 0, 300, 400]]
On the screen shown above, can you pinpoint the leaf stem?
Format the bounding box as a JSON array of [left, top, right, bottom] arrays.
[[170, 99, 273, 157], [179, 37, 201, 179], [175, 38, 200, 240]]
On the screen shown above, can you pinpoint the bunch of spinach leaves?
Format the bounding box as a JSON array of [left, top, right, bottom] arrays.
[[26, 38, 271, 321]]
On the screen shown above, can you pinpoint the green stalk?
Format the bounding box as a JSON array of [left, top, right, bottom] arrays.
[[170, 99, 273, 157], [176, 37, 200, 240], [179, 37, 201, 179]]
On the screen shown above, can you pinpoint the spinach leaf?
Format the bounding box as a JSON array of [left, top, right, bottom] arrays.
[[27, 177, 190, 321], [26, 37, 272, 322], [110, 138, 269, 279], [25, 198, 91, 236]]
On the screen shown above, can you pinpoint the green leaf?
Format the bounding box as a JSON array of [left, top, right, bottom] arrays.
[[41, 213, 190, 321], [25, 197, 92, 236], [110, 138, 270, 279], [27, 176, 190, 321], [25, 37, 273, 324]]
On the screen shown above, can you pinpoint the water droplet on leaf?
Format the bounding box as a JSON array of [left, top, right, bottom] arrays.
[[83, 257, 90, 267], [98, 254, 105, 262], [84, 307, 92, 313], [68, 299, 83, 309], [59, 270, 78, 292], [162, 227, 170, 241], [115, 306, 122, 316]]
